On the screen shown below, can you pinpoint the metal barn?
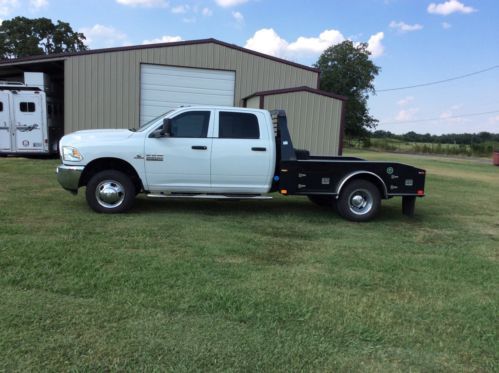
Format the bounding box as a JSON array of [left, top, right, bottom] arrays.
[[0, 38, 346, 155]]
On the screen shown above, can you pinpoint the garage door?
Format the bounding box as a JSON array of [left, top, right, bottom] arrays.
[[140, 64, 235, 125]]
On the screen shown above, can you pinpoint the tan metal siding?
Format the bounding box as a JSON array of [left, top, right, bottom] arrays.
[[245, 96, 261, 109], [64, 42, 318, 133], [263, 92, 343, 156]]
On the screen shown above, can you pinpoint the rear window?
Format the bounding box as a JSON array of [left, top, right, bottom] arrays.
[[219, 112, 260, 139]]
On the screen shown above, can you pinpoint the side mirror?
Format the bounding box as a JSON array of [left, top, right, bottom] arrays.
[[149, 118, 172, 138], [161, 118, 172, 137]]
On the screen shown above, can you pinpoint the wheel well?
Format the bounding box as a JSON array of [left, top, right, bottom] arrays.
[[79, 158, 143, 192], [337, 173, 388, 198]]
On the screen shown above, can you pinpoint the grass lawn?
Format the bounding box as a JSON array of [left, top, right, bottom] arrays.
[[0, 151, 497, 371]]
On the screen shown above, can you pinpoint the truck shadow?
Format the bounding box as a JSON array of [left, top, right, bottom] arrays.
[[130, 196, 410, 222]]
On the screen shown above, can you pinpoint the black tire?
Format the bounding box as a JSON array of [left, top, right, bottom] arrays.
[[307, 195, 336, 209], [337, 179, 381, 222], [85, 170, 135, 213]]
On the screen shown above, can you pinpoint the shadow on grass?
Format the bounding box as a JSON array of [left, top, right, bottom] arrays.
[[125, 195, 420, 223]]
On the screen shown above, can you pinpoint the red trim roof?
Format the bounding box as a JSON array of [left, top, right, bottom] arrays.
[[0, 38, 320, 73], [243, 86, 348, 102]]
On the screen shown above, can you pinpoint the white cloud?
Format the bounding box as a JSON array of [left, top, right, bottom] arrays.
[[182, 16, 196, 23], [488, 115, 499, 124], [0, 0, 19, 15], [232, 10, 244, 24], [427, 0, 476, 15], [171, 4, 189, 13], [79, 24, 129, 49], [116, 0, 167, 7], [288, 29, 345, 55], [439, 105, 467, 123], [396, 108, 419, 121], [389, 21, 423, 33], [245, 28, 384, 59], [215, 0, 247, 7], [397, 96, 415, 106], [29, 0, 48, 10], [201, 7, 212, 16], [143, 35, 182, 44], [367, 32, 385, 58], [442, 21, 452, 29], [244, 28, 288, 57]]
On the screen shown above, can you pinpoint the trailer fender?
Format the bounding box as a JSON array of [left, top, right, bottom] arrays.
[[336, 171, 388, 199]]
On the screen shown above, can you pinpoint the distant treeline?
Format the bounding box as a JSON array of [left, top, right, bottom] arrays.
[[347, 130, 499, 157], [371, 130, 499, 145]]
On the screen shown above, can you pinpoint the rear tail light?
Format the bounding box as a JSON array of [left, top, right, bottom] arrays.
[[417, 190, 425, 196]]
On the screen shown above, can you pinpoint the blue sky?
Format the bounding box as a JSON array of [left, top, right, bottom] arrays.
[[5, 0, 499, 134]]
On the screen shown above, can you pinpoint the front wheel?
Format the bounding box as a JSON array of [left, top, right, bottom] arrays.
[[85, 170, 135, 213], [337, 180, 381, 222]]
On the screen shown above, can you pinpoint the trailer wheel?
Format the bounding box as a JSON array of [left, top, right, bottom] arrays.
[[337, 180, 381, 222], [307, 195, 336, 209], [86, 170, 135, 213]]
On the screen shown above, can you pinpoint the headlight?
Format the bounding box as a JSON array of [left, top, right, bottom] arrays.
[[62, 146, 83, 161]]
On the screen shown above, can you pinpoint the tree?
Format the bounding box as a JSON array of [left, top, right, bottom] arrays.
[[0, 17, 88, 59], [315, 41, 380, 138]]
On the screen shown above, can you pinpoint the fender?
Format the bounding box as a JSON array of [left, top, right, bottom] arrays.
[[336, 171, 388, 198]]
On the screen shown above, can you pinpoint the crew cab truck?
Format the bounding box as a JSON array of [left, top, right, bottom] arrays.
[[56, 106, 426, 222]]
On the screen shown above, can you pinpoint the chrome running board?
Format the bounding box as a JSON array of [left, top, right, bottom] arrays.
[[146, 193, 272, 200]]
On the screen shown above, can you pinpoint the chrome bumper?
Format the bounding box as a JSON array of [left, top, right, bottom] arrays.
[[56, 164, 84, 194]]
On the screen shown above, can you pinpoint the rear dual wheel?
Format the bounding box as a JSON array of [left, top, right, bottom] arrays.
[[337, 180, 381, 222]]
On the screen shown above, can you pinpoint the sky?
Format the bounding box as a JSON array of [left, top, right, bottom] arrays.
[[2, 0, 499, 134]]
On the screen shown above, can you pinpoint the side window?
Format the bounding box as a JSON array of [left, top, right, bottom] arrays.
[[20, 102, 36, 113], [170, 111, 210, 138], [219, 112, 260, 139], [0, 101, 3, 112]]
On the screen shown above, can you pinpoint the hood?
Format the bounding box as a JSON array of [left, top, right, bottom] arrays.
[[61, 129, 135, 146]]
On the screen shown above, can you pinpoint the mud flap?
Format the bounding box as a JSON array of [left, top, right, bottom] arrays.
[[402, 196, 416, 217]]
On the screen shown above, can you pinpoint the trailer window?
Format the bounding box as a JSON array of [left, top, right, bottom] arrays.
[[20, 102, 36, 113], [0, 102, 3, 112], [219, 112, 260, 139]]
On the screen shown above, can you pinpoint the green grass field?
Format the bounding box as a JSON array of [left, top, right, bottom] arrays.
[[0, 151, 498, 371]]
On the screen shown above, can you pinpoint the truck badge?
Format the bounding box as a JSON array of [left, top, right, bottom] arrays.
[[146, 155, 164, 161], [386, 167, 394, 175]]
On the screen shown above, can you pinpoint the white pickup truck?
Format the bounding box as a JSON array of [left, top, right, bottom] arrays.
[[57, 106, 426, 221]]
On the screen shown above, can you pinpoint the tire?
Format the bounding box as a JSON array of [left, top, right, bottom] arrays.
[[337, 179, 381, 222], [85, 170, 135, 213], [308, 195, 336, 209]]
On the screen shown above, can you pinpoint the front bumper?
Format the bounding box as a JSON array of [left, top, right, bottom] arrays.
[[56, 164, 85, 194]]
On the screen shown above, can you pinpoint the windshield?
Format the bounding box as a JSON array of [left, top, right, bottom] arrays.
[[134, 110, 173, 132]]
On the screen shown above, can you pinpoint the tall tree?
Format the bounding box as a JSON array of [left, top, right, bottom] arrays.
[[315, 41, 380, 138], [0, 17, 88, 59]]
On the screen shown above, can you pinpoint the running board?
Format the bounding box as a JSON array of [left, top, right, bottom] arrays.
[[146, 193, 272, 200]]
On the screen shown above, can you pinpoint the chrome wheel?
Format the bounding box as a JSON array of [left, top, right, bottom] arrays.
[[95, 179, 125, 208], [348, 189, 373, 215]]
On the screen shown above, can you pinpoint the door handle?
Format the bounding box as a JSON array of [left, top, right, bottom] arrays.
[[252, 147, 266, 151], [192, 145, 207, 150]]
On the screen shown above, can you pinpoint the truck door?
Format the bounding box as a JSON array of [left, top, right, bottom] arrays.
[[0, 92, 11, 152], [12, 93, 44, 152], [211, 110, 273, 194], [144, 110, 213, 192]]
